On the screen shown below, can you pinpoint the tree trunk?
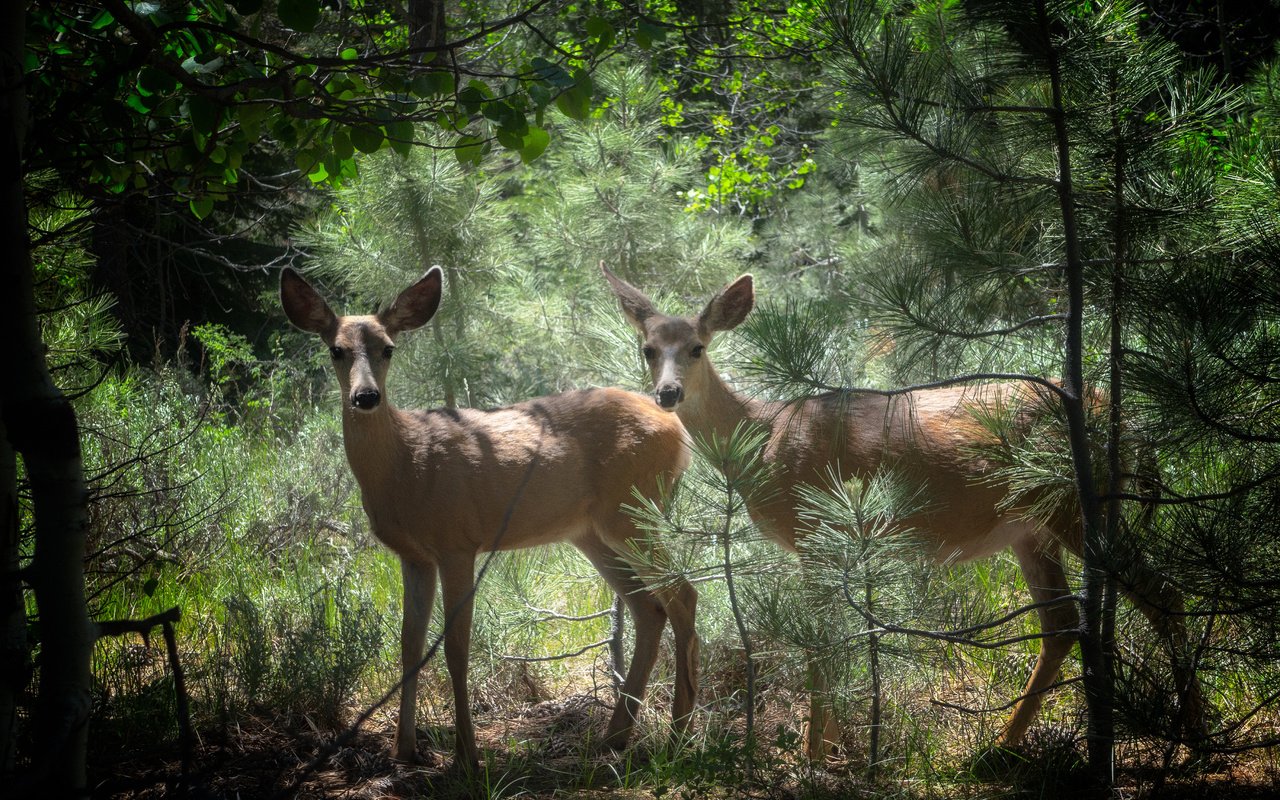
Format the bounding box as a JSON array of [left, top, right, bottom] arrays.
[[1036, 0, 1113, 787], [0, 400, 22, 775], [0, 5, 94, 792], [409, 0, 447, 54]]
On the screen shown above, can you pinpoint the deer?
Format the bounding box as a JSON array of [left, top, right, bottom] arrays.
[[602, 265, 1203, 760], [280, 266, 699, 768]]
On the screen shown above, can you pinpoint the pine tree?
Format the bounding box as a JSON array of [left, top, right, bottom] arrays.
[[815, 0, 1279, 782]]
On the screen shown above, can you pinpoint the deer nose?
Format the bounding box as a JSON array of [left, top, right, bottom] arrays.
[[352, 389, 381, 410], [656, 385, 683, 409]]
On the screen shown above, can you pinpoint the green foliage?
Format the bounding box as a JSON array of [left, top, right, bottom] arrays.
[[637, 1, 830, 219], [734, 298, 865, 395], [191, 322, 256, 387], [25, 1, 619, 220], [27, 185, 125, 386], [520, 61, 752, 292], [822, 0, 1280, 762], [219, 579, 385, 725], [29, 2, 1280, 793]]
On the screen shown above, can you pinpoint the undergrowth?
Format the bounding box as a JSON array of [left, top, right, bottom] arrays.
[[73, 361, 1279, 799]]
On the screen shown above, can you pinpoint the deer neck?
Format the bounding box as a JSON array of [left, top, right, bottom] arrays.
[[340, 403, 409, 490], [676, 361, 766, 444]]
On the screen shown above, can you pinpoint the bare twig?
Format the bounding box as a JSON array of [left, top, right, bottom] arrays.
[[500, 639, 612, 663]]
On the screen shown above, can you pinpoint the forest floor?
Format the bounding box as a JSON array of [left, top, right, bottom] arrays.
[[86, 691, 1280, 799]]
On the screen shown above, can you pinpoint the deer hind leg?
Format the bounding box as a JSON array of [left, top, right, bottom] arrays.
[[997, 533, 1080, 748], [590, 513, 700, 745], [395, 559, 437, 763], [577, 534, 669, 749], [437, 551, 480, 768], [1115, 554, 1207, 744]]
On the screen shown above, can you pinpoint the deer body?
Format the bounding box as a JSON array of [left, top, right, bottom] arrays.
[[605, 266, 1199, 759], [678, 373, 1065, 560], [282, 269, 698, 768], [342, 395, 681, 558]]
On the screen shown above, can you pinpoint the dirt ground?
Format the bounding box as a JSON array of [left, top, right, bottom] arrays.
[[85, 691, 1280, 799]]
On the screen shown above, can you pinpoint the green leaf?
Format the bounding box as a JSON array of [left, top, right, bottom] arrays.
[[454, 134, 485, 166], [190, 195, 214, 220], [585, 16, 611, 38], [187, 96, 221, 135], [124, 93, 152, 115], [555, 73, 594, 121], [385, 120, 413, 156], [636, 19, 666, 49], [458, 81, 492, 115], [278, 0, 319, 32], [586, 16, 615, 52], [529, 82, 551, 109], [412, 71, 455, 97], [332, 129, 354, 161], [531, 57, 573, 87], [519, 125, 550, 163], [483, 100, 525, 132], [350, 125, 384, 153], [340, 47, 358, 61], [495, 127, 523, 150], [295, 149, 320, 174], [238, 101, 268, 128], [555, 92, 586, 120], [137, 66, 177, 96]]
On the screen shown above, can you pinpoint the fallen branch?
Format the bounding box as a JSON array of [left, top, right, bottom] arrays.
[[95, 606, 192, 787]]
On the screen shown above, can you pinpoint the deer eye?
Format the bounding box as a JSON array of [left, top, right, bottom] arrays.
[[690, 345, 705, 359], [329, 346, 344, 360], [642, 346, 657, 360], [383, 346, 395, 359]]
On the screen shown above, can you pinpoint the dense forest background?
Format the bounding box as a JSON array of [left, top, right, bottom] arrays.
[[6, 1, 1280, 797]]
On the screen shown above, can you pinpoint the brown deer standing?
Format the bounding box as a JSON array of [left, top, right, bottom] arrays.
[[603, 265, 1201, 759], [281, 267, 699, 767]]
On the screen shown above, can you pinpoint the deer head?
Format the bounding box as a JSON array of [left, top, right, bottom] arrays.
[[602, 264, 755, 410], [280, 267, 442, 413]]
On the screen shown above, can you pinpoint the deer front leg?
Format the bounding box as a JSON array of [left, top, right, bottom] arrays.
[[438, 552, 480, 769], [395, 559, 436, 763]]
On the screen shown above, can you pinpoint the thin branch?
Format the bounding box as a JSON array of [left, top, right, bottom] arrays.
[[932, 676, 1083, 715], [527, 606, 613, 624], [500, 638, 612, 663], [800, 372, 1075, 403]]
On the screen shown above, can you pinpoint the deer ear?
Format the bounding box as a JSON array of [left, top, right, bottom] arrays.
[[380, 266, 443, 335], [280, 268, 338, 336], [698, 274, 754, 335], [601, 263, 658, 334]]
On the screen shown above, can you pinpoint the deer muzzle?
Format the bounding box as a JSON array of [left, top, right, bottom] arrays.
[[352, 389, 381, 411], [656, 384, 683, 409]]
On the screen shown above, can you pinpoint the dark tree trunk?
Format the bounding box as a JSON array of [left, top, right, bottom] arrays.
[[1037, 0, 1114, 786], [410, 0, 447, 54], [0, 4, 94, 792], [0, 397, 22, 774]]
